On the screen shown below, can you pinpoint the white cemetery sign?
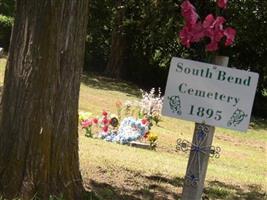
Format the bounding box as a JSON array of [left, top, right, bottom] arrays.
[[162, 57, 259, 132]]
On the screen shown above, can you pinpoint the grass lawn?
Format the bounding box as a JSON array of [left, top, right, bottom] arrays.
[[0, 58, 267, 200]]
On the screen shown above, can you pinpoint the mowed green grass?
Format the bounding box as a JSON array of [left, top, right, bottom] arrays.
[[0, 58, 267, 199]]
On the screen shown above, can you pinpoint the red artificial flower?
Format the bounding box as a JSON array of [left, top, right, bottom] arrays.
[[102, 111, 108, 116], [81, 119, 92, 129], [141, 118, 148, 125], [102, 125, 108, 133], [224, 27, 236, 46], [102, 117, 109, 125], [181, 0, 198, 26], [92, 118, 98, 124], [217, 0, 228, 9]]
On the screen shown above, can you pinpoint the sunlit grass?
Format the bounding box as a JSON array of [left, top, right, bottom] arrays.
[[0, 59, 266, 199]]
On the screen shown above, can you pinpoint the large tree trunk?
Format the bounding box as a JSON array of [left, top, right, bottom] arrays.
[[0, 1, 89, 199], [104, 0, 127, 79]]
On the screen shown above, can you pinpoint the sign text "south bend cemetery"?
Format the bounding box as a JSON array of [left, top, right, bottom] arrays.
[[162, 57, 259, 131]]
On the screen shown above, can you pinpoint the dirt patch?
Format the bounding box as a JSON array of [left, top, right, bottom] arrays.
[[82, 165, 266, 200], [82, 166, 183, 200], [215, 134, 266, 150]]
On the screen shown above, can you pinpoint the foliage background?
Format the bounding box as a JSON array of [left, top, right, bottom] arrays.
[[0, 0, 13, 50], [0, 0, 266, 117]]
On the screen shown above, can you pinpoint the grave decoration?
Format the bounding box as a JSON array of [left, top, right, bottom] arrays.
[[79, 88, 163, 149], [161, 1, 258, 200]]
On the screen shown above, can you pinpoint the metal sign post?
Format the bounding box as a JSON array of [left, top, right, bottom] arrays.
[[162, 56, 259, 200], [181, 56, 228, 200]]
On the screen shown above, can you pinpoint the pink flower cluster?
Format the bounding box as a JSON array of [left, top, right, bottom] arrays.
[[81, 117, 98, 129], [179, 0, 236, 52]]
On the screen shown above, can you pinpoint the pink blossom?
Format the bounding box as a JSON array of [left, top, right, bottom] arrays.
[[181, 0, 198, 25], [224, 27, 236, 46], [202, 15, 226, 51], [206, 40, 219, 52], [205, 29, 224, 51], [81, 119, 92, 128], [190, 22, 205, 42], [217, 0, 228, 9], [179, 22, 205, 48], [203, 15, 225, 31], [213, 16, 226, 30], [179, 26, 191, 48], [203, 14, 215, 29], [179, 0, 236, 51]]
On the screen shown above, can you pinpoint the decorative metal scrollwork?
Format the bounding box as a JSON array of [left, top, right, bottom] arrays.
[[209, 146, 221, 158], [176, 124, 221, 187], [185, 172, 199, 187], [227, 108, 248, 127], [168, 95, 182, 115], [176, 138, 221, 158], [176, 138, 191, 152], [196, 124, 209, 141]]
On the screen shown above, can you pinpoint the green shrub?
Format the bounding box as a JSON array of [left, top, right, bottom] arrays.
[[0, 14, 13, 50]]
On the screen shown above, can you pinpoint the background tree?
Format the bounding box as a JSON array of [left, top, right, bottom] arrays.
[[229, 0, 267, 117], [1, 0, 266, 117], [84, 0, 113, 73], [104, 0, 127, 78], [0, 1, 89, 199], [123, 0, 182, 87]]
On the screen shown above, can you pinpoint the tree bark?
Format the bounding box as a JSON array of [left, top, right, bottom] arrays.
[[0, 1, 89, 199], [104, 0, 127, 79]]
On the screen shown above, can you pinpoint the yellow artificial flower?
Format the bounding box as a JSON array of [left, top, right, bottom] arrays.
[[148, 132, 158, 143], [79, 111, 92, 121]]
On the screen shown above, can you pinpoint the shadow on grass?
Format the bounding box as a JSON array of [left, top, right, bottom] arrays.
[[203, 180, 267, 200], [86, 176, 183, 200], [249, 118, 267, 130], [81, 73, 141, 97], [145, 175, 184, 188], [85, 175, 267, 200]]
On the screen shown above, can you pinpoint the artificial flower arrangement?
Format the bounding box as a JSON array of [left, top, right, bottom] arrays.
[[79, 88, 163, 149], [79, 110, 119, 138], [139, 88, 164, 126], [179, 0, 236, 52], [116, 88, 164, 127], [79, 110, 153, 146]]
